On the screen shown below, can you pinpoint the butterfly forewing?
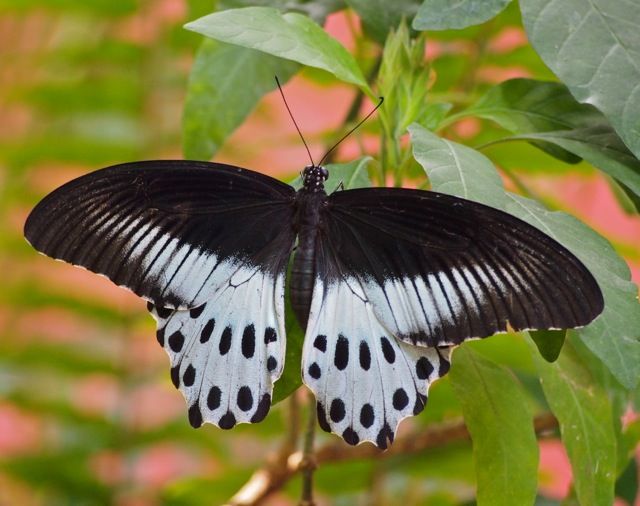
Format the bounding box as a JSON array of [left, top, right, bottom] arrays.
[[25, 160, 296, 429], [323, 188, 603, 348], [24, 160, 296, 309]]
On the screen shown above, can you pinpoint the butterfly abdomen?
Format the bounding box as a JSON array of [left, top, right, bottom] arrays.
[[290, 191, 327, 329]]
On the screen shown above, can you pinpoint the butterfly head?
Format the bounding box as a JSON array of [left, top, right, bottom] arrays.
[[302, 165, 329, 193]]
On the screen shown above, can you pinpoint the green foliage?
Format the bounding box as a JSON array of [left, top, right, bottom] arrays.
[[183, 39, 299, 160], [465, 79, 640, 198], [184, 7, 373, 95], [4, 0, 640, 504], [413, 0, 513, 30], [520, 0, 640, 160], [530, 337, 617, 506], [450, 346, 538, 505]]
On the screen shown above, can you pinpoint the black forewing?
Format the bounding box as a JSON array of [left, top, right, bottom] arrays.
[[321, 188, 603, 347], [24, 160, 296, 309]]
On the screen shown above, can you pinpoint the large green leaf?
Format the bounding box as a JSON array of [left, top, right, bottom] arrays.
[[184, 7, 372, 95], [505, 127, 640, 200], [520, 0, 640, 160], [408, 123, 506, 207], [464, 79, 640, 199], [182, 39, 299, 160], [530, 337, 616, 506], [409, 124, 640, 389], [413, 0, 513, 30], [219, 0, 345, 23], [344, 0, 421, 44], [450, 346, 538, 505]]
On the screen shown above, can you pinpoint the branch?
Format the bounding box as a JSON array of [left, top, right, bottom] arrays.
[[224, 412, 558, 506]]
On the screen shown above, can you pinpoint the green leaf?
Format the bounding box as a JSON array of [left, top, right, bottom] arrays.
[[344, 0, 421, 44], [408, 123, 506, 207], [183, 39, 299, 160], [184, 7, 372, 95], [504, 127, 640, 200], [219, 0, 345, 24], [465, 79, 640, 197], [272, 285, 304, 403], [529, 337, 616, 506], [530, 329, 566, 362], [520, 0, 640, 160], [413, 0, 513, 30], [409, 124, 640, 389], [450, 346, 538, 506]]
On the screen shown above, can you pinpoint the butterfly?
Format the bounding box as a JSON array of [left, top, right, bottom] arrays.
[[24, 158, 604, 448]]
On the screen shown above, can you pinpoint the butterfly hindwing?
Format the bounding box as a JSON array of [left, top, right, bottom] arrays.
[[302, 275, 452, 448], [24, 160, 296, 309], [148, 265, 286, 429], [324, 188, 603, 347]]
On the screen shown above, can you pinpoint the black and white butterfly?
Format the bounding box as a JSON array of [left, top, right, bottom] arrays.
[[24, 159, 603, 448]]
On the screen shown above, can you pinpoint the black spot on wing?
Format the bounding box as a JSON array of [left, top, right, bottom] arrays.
[[317, 402, 331, 433], [413, 393, 427, 415], [156, 328, 165, 347], [267, 356, 277, 372], [188, 404, 203, 428], [416, 356, 434, 380], [242, 324, 256, 358], [380, 337, 395, 363], [264, 327, 277, 344], [308, 362, 321, 379], [251, 394, 271, 423], [334, 334, 349, 370], [207, 386, 221, 411], [170, 365, 180, 389], [376, 423, 394, 450], [189, 304, 206, 318], [237, 386, 253, 411], [219, 411, 236, 430], [359, 341, 371, 370], [200, 319, 215, 343], [314, 335, 327, 352], [392, 388, 409, 410], [330, 398, 346, 423], [168, 331, 185, 353], [219, 326, 232, 355], [360, 404, 374, 428], [183, 364, 196, 387], [342, 427, 359, 446]]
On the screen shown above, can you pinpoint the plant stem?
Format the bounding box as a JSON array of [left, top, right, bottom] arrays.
[[299, 390, 317, 506]]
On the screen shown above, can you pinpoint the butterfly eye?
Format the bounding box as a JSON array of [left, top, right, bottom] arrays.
[[319, 166, 328, 180]]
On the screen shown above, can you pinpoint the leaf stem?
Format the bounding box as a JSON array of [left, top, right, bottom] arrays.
[[299, 390, 317, 506]]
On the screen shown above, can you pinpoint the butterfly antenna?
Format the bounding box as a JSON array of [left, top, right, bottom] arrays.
[[275, 76, 315, 167], [318, 96, 384, 167]]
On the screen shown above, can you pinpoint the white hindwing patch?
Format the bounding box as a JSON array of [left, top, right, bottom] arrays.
[[149, 266, 286, 429], [302, 277, 452, 449]]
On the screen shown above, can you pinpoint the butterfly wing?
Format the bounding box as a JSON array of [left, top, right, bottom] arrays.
[[25, 160, 296, 429], [303, 187, 602, 447], [324, 187, 603, 347], [24, 160, 296, 309]]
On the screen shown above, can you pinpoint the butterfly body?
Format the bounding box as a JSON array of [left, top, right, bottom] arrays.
[[290, 165, 330, 328], [24, 159, 603, 448]]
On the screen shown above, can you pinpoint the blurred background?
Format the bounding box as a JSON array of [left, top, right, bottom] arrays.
[[1, 1, 638, 505]]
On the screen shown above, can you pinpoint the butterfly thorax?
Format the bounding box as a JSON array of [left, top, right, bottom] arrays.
[[290, 170, 328, 330], [301, 164, 329, 193]]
